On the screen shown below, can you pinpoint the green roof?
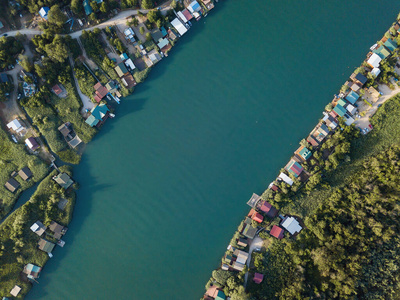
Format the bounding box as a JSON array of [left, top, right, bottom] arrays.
[[384, 39, 397, 52], [85, 115, 99, 127], [53, 173, 73, 189], [83, 0, 93, 15], [114, 63, 128, 77], [338, 99, 347, 107], [333, 105, 346, 117], [373, 45, 390, 59], [215, 291, 226, 300]]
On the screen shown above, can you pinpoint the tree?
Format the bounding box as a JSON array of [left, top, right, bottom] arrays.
[[71, 0, 83, 14], [147, 10, 162, 24], [18, 55, 33, 72], [141, 0, 154, 9], [100, 1, 109, 13], [145, 32, 152, 41], [45, 35, 69, 63], [139, 26, 145, 35], [48, 5, 67, 27]]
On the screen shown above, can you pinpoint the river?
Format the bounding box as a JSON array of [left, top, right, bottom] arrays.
[[27, 0, 400, 299]]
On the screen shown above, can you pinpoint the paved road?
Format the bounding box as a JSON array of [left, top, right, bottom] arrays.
[[244, 236, 263, 287]]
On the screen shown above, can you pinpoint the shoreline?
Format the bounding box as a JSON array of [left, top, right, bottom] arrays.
[[202, 10, 400, 300]]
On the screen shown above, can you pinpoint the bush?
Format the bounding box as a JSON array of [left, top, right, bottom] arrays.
[[56, 149, 81, 164]]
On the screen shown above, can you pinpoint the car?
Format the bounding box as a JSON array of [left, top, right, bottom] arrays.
[[379, 91, 383, 95], [2, 33, 7, 37], [378, 104, 382, 108], [369, 124, 373, 129]]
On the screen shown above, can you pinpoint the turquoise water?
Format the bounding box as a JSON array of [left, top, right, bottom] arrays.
[[27, 1, 400, 299]]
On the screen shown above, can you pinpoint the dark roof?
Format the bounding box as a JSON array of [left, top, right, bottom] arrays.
[[355, 73, 367, 85], [38, 239, 55, 253], [0, 73, 9, 83], [26, 137, 40, 150], [121, 74, 137, 89], [151, 29, 163, 42], [18, 167, 32, 181], [5, 178, 20, 192]]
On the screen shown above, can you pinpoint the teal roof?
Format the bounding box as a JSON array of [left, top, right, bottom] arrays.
[[384, 39, 397, 52], [91, 104, 109, 121], [216, 291, 226, 300], [83, 0, 93, 15], [345, 91, 359, 105], [85, 115, 99, 127], [338, 99, 347, 107], [160, 26, 168, 37], [333, 105, 346, 117], [373, 45, 390, 59], [120, 53, 129, 60], [299, 147, 311, 160]]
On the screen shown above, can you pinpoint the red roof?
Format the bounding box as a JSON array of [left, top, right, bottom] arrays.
[[95, 86, 109, 99], [259, 201, 272, 213], [94, 94, 102, 103], [329, 110, 338, 118], [253, 273, 264, 284], [182, 9, 193, 21], [205, 286, 218, 298], [248, 209, 263, 223], [52, 84, 62, 95], [93, 82, 102, 90], [270, 225, 284, 239], [307, 136, 319, 147], [271, 184, 278, 191]]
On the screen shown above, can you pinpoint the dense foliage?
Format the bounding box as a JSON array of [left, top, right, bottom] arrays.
[[0, 36, 24, 69]]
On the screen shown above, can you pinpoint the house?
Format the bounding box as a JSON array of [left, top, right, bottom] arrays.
[[242, 224, 256, 239], [58, 198, 68, 210], [384, 39, 397, 52], [258, 200, 278, 218], [278, 172, 293, 186], [58, 123, 71, 137], [349, 81, 362, 92], [373, 45, 390, 59], [120, 53, 129, 61], [367, 86, 380, 101], [0, 73, 9, 83], [246, 193, 261, 208], [49, 221, 68, 239], [151, 28, 164, 42], [5, 178, 20, 193], [201, 0, 215, 10], [371, 67, 381, 77], [171, 18, 188, 36], [148, 50, 162, 64], [333, 102, 346, 117], [177, 11, 188, 23], [58, 123, 82, 148], [224, 254, 232, 264], [350, 73, 368, 86], [294, 145, 312, 162], [270, 184, 279, 192], [205, 286, 219, 299], [52, 84, 63, 96], [168, 28, 178, 41], [237, 238, 248, 247], [19, 167, 33, 181], [309, 123, 330, 144], [248, 209, 263, 223], [325, 115, 338, 129], [157, 38, 169, 51], [26, 137, 40, 151], [124, 58, 136, 71], [38, 238, 55, 254], [367, 53, 382, 68], [114, 62, 129, 78], [23, 81, 36, 97], [344, 115, 355, 126], [215, 291, 226, 300], [346, 103, 357, 115], [182, 9, 193, 21], [7, 119, 24, 134], [121, 74, 137, 89], [39, 7, 50, 20], [285, 159, 304, 178], [53, 173, 73, 189], [10, 286, 21, 297], [30, 221, 47, 236], [23, 263, 42, 279], [105, 81, 118, 94], [85, 104, 110, 127], [0, 21, 3, 30], [270, 225, 284, 239], [188, 0, 202, 13], [234, 249, 249, 264], [232, 261, 245, 272], [345, 90, 360, 105], [123, 28, 135, 37], [281, 216, 302, 235], [83, 0, 93, 15], [93, 82, 109, 103], [307, 135, 319, 147], [253, 273, 264, 284]]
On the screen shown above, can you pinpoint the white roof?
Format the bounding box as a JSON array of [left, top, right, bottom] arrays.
[[124, 28, 134, 36], [278, 172, 293, 186], [346, 104, 357, 115], [7, 119, 23, 132], [367, 53, 382, 68], [235, 250, 249, 264], [371, 67, 381, 77], [177, 11, 188, 23], [281, 217, 302, 235], [171, 18, 187, 36], [328, 121, 338, 129], [344, 116, 355, 126], [30, 223, 39, 232], [157, 38, 169, 50], [124, 58, 136, 70], [10, 285, 21, 297], [25, 138, 35, 149]]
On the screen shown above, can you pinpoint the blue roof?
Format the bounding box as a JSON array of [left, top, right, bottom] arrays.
[[190, 1, 201, 11], [83, 0, 93, 16], [39, 7, 49, 19], [345, 91, 359, 104], [299, 147, 312, 160], [120, 53, 128, 60], [160, 27, 168, 37]]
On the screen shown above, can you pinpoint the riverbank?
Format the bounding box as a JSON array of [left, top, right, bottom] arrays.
[[202, 11, 400, 300]]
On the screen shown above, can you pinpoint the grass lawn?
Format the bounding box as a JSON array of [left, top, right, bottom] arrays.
[[0, 124, 48, 219], [0, 165, 76, 298]]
